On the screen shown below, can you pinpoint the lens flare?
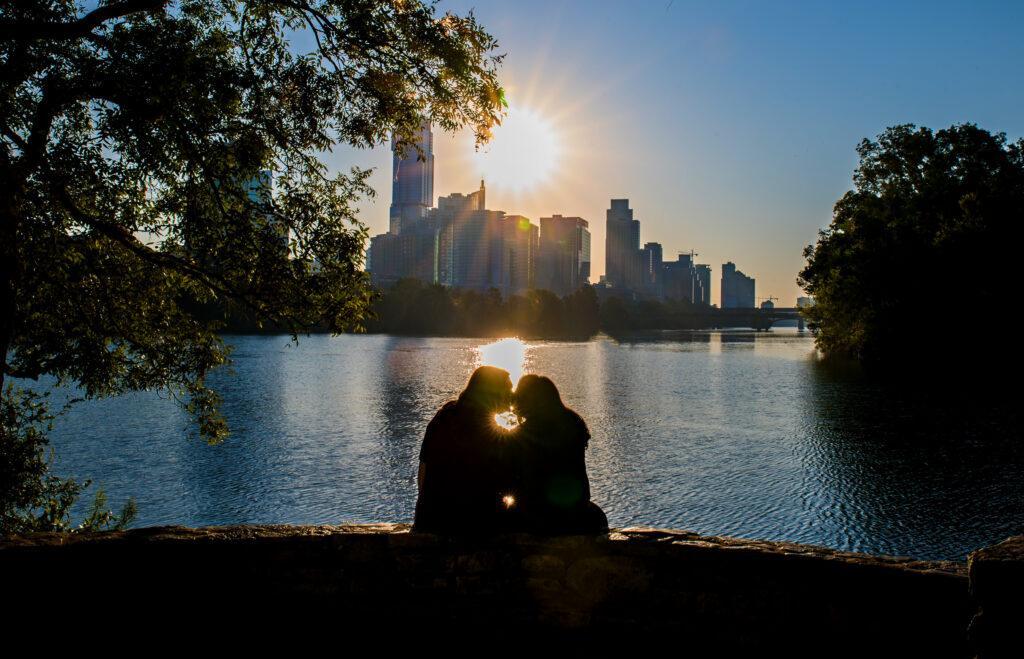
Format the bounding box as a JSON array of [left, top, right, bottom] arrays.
[[502, 495, 516, 509], [494, 410, 519, 431]]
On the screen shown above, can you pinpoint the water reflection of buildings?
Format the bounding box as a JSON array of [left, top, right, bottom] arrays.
[[607, 330, 712, 346], [718, 332, 756, 344], [372, 337, 441, 510]]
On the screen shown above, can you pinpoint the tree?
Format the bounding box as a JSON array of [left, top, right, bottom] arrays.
[[798, 124, 1024, 368], [599, 296, 630, 334], [526, 288, 566, 337], [0, 0, 504, 531], [563, 285, 599, 338]]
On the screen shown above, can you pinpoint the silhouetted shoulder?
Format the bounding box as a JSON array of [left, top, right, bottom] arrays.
[[420, 399, 459, 463], [565, 407, 590, 449], [427, 400, 459, 428]]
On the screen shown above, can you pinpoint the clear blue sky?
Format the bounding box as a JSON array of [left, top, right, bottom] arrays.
[[325, 0, 1024, 304]]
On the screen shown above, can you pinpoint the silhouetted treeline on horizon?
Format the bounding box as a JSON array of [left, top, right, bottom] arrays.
[[208, 278, 743, 338], [364, 278, 721, 339], [365, 279, 602, 338]]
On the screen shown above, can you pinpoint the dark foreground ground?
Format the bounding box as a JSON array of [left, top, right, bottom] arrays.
[[2, 524, 1020, 656]]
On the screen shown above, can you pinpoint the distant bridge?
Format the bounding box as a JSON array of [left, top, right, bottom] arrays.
[[709, 307, 804, 331]]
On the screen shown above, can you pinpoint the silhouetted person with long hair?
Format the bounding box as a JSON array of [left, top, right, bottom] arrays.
[[413, 366, 515, 534], [511, 374, 608, 534]]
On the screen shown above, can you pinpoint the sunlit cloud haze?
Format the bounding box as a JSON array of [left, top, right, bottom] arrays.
[[322, 0, 1024, 304]]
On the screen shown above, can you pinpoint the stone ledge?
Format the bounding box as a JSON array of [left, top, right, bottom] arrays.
[[0, 523, 967, 577], [0, 524, 993, 656]]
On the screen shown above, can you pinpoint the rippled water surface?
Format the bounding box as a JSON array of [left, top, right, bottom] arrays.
[[45, 331, 1024, 560]]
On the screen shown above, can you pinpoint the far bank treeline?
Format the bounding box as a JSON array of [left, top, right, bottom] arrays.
[[364, 279, 716, 338], [218, 278, 716, 339]]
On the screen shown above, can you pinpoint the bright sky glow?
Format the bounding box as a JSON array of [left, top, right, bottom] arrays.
[[327, 1, 1024, 305]]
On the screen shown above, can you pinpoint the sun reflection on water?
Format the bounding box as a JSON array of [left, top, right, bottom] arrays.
[[477, 337, 527, 383]]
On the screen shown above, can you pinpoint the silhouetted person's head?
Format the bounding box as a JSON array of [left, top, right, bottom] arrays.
[[514, 374, 565, 420], [458, 366, 513, 412]]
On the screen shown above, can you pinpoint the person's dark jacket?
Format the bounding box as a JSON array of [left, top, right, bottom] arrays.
[[511, 409, 607, 534], [413, 400, 512, 534]]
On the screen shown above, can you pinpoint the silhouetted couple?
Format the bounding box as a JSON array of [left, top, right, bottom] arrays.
[[413, 366, 608, 535]]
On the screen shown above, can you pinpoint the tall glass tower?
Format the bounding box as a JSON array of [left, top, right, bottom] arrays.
[[605, 199, 640, 289], [389, 123, 434, 235]]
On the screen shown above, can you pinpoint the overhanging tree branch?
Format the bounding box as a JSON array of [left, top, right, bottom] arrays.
[[0, 0, 169, 41], [47, 181, 310, 330]]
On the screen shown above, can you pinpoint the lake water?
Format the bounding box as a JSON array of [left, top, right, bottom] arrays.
[[44, 331, 1024, 560]]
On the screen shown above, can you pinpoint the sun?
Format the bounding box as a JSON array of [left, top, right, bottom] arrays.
[[473, 105, 561, 192]]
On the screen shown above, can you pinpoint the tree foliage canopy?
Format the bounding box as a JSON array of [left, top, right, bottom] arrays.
[[798, 124, 1024, 367], [0, 0, 504, 441], [0, 0, 503, 532]]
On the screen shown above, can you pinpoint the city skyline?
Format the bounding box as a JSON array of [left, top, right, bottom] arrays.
[[319, 0, 1024, 305], [370, 125, 751, 306]]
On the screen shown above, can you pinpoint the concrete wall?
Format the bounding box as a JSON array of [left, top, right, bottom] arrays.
[[0, 524, 984, 654]]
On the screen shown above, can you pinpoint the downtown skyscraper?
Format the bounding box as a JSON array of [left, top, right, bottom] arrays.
[[537, 215, 591, 297], [605, 199, 641, 290], [721, 261, 756, 308], [388, 122, 434, 235]]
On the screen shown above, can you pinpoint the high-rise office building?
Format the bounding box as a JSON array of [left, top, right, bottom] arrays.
[[538, 215, 591, 297], [428, 182, 507, 291], [721, 261, 755, 308], [663, 252, 696, 302], [432, 189, 479, 285], [605, 199, 641, 290], [389, 123, 434, 235], [694, 264, 712, 306], [243, 169, 273, 206], [398, 222, 440, 283], [451, 209, 505, 290], [640, 242, 663, 297], [369, 210, 440, 287], [499, 215, 539, 296], [242, 169, 290, 252], [366, 232, 401, 287]]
